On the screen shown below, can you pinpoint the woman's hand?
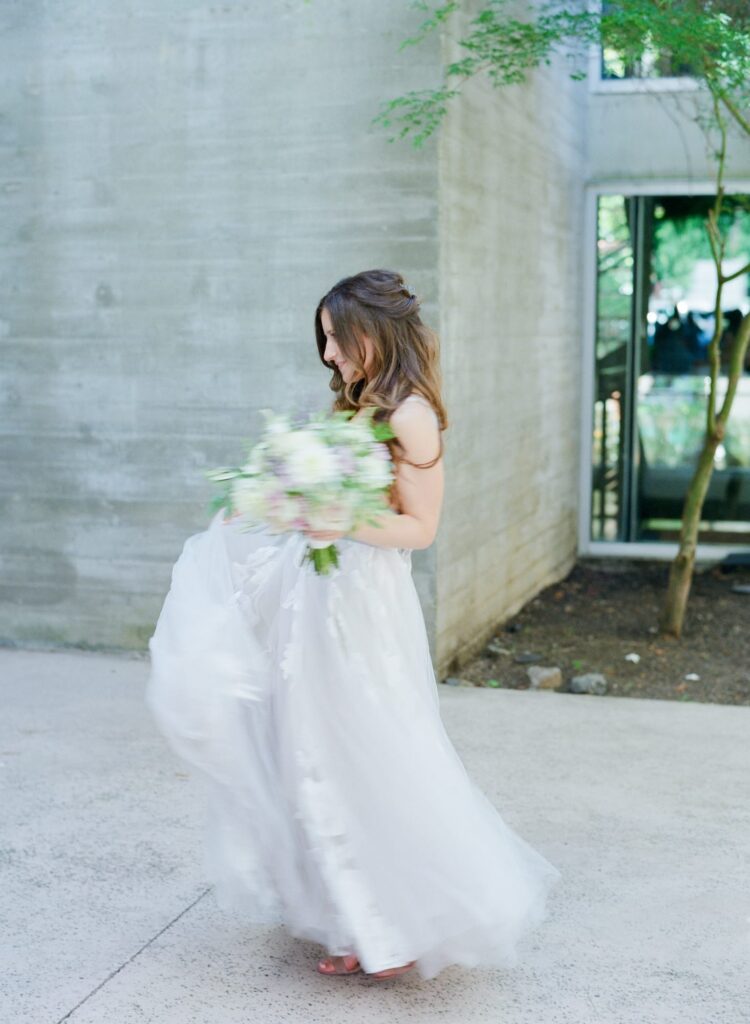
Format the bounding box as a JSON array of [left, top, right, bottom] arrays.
[[303, 528, 348, 543]]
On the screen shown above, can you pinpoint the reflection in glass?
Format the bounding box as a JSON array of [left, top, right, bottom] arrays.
[[591, 194, 750, 544], [600, 1, 696, 81], [591, 195, 634, 541]]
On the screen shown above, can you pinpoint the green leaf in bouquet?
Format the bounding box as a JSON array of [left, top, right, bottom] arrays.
[[371, 421, 396, 442], [207, 491, 231, 515], [361, 508, 397, 528], [205, 466, 240, 482], [302, 542, 340, 575], [347, 404, 395, 442]]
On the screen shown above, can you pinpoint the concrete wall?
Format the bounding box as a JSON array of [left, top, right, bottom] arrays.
[[588, 87, 750, 185], [0, 1, 441, 651], [12, 4, 734, 671], [435, 3, 589, 675]]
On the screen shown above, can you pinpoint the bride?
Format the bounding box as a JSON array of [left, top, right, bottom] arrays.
[[146, 268, 562, 982]]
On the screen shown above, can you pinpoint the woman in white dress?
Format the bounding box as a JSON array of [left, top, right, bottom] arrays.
[[146, 268, 561, 982]]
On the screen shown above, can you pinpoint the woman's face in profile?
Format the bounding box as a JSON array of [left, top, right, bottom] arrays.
[[321, 306, 374, 383]]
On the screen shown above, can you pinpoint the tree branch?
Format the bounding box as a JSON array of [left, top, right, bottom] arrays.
[[717, 313, 750, 425], [718, 90, 750, 137], [722, 259, 750, 284]]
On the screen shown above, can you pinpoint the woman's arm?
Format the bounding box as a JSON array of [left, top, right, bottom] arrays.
[[346, 400, 444, 550]]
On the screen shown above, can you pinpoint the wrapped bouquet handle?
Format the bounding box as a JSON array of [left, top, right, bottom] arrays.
[[302, 537, 340, 574]]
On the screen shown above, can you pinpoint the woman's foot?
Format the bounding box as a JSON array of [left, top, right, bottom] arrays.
[[367, 959, 417, 980], [316, 953, 362, 975]]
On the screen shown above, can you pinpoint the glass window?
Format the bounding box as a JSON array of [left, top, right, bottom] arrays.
[[600, 45, 696, 82], [591, 193, 750, 544], [599, 0, 697, 81]]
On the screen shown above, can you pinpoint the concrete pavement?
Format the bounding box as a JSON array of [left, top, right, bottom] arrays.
[[1, 647, 748, 1024]]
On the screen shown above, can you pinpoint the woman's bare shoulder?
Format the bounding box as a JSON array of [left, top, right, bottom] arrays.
[[390, 393, 441, 462], [394, 392, 439, 419]]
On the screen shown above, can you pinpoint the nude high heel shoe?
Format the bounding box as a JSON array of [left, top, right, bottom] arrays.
[[316, 953, 362, 976], [367, 959, 417, 980]]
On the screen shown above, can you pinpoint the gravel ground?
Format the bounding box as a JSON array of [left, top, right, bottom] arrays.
[[447, 558, 750, 706]]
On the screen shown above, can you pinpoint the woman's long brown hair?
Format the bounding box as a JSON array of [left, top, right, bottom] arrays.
[[314, 269, 448, 478]]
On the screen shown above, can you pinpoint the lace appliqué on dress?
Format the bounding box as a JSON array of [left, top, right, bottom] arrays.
[[294, 742, 413, 970], [232, 545, 282, 625]]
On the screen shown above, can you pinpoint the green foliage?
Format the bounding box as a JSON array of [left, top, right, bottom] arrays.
[[652, 197, 750, 292], [596, 195, 634, 349], [372, 0, 750, 146], [371, 418, 397, 441], [207, 488, 231, 516], [371, 85, 462, 148], [399, 0, 461, 51]]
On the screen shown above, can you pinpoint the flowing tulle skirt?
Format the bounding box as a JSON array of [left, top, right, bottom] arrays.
[[146, 511, 562, 980]]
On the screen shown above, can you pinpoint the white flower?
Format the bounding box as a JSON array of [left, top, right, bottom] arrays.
[[241, 443, 266, 475], [357, 450, 393, 488], [307, 493, 356, 532], [231, 478, 265, 519], [268, 430, 305, 458], [346, 418, 377, 445], [284, 434, 340, 488], [261, 410, 292, 435], [266, 493, 306, 531]]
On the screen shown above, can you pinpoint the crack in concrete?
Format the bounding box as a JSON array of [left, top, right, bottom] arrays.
[[54, 886, 213, 1023]]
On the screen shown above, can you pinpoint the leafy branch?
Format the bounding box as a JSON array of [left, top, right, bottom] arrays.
[[372, 1, 750, 149]]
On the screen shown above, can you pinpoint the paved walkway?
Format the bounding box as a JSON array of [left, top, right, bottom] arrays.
[[2, 647, 748, 1024]]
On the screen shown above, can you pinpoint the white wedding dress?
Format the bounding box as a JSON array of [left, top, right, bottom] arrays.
[[146, 407, 562, 981]]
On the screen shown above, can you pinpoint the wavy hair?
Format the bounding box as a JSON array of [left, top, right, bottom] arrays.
[[314, 268, 448, 472]]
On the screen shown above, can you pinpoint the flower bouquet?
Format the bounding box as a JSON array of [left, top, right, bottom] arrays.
[[205, 407, 397, 575]]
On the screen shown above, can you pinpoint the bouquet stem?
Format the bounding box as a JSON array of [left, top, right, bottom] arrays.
[[303, 542, 340, 575]]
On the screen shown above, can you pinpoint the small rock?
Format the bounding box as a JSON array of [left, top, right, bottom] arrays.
[[624, 652, 641, 663], [731, 584, 750, 594], [514, 651, 543, 664], [527, 665, 562, 690], [647, 626, 658, 634], [684, 673, 700, 681], [569, 672, 608, 695], [443, 676, 474, 687], [486, 639, 510, 656]]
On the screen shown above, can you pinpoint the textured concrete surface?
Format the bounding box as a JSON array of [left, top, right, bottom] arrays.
[[5, 2, 750, 680], [588, 88, 750, 185], [2, 647, 749, 1024], [0, 0, 440, 654], [435, 0, 589, 669]]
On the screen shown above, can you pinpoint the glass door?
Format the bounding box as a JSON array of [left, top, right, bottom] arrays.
[[591, 192, 750, 544]]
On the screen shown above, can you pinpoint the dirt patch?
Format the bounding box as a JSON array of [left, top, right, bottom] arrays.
[[451, 559, 750, 706]]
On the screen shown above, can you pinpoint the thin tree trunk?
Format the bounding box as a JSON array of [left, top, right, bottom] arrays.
[[659, 89, 733, 638], [659, 436, 722, 637], [659, 314, 750, 636]]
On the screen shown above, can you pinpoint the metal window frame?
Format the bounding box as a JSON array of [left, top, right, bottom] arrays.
[[578, 178, 750, 561]]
